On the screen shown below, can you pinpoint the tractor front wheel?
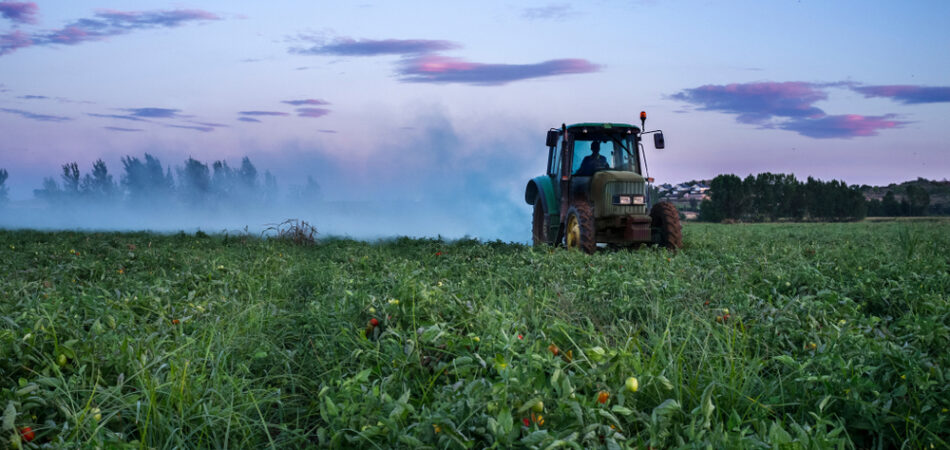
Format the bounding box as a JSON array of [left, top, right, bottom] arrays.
[[532, 197, 550, 246], [650, 201, 683, 249], [565, 202, 596, 254]]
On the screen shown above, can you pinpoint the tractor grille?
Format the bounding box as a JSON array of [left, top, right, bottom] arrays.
[[600, 181, 647, 216]]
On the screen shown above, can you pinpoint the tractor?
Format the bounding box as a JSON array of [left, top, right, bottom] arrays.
[[524, 113, 682, 253]]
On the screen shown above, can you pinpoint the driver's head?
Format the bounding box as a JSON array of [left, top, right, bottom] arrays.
[[591, 141, 600, 153]]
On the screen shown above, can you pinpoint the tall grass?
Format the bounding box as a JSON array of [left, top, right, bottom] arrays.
[[1, 222, 948, 448]]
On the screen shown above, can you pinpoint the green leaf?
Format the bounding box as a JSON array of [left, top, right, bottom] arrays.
[[521, 430, 551, 446], [773, 354, 798, 368], [611, 405, 634, 416], [652, 399, 681, 418], [2, 401, 15, 432], [655, 375, 674, 391], [597, 409, 622, 428], [768, 422, 793, 444]]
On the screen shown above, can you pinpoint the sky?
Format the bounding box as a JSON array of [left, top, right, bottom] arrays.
[[1, 0, 949, 240]]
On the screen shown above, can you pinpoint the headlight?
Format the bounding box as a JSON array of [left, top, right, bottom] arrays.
[[613, 195, 645, 205]]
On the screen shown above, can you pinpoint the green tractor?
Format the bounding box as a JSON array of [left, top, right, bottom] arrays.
[[524, 113, 682, 253]]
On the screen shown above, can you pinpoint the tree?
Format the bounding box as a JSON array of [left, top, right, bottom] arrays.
[[703, 174, 747, 220], [882, 191, 900, 216], [238, 157, 258, 194], [0, 168, 8, 206], [61, 162, 80, 199], [905, 185, 930, 216], [33, 177, 61, 204], [177, 157, 210, 206], [263, 170, 278, 204], [122, 153, 173, 204], [80, 159, 117, 202], [211, 160, 235, 202]]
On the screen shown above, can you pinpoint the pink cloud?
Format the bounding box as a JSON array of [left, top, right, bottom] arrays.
[[47, 26, 95, 45], [398, 55, 600, 86], [852, 84, 950, 104], [0, 29, 31, 55], [0, 7, 219, 56], [672, 81, 827, 123], [673, 80, 915, 139], [780, 114, 907, 139], [0, 1, 37, 24]]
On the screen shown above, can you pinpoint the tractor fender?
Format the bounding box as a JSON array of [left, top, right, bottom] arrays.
[[525, 176, 558, 216]]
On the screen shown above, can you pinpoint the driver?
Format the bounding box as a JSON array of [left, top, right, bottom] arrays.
[[575, 141, 609, 176]]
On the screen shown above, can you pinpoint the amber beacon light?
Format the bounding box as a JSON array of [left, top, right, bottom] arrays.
[[640, 111, 647, 129]]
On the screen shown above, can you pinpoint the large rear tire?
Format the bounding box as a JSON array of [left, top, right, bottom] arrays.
[[650, 201, 683, 249], [532, 197, 550, 246], [565, 202, 596, 254]]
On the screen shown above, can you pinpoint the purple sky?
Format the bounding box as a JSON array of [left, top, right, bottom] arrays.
[[1, 1, 949, 238]]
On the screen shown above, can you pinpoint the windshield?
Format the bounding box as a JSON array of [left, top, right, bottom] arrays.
[[571, 136, 638, 175]]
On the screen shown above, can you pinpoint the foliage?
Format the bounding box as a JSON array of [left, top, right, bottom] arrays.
[[1, 222, 949, 448], [700, 173, 866, 222]]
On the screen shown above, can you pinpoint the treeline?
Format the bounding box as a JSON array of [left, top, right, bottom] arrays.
[[865, 186, 931, 216], [699, 173, 867, 222], [0, 154, 318, 210]]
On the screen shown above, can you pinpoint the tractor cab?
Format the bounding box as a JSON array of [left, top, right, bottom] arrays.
[[526, 117, 681, 252]]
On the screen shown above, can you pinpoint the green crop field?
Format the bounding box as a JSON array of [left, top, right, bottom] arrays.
[[1, 222, 949, 449]]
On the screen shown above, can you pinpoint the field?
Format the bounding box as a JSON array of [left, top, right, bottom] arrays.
[[1, 222, 948, 448]]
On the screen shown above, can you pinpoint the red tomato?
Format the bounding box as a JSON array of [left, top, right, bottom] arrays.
[[369, 318, 379, 327], [20, 426, 35, 442], [597, 391, 609, 404]]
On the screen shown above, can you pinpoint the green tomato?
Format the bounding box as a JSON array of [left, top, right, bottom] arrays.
[[57, 353, 68, 367], [532, 401, 544, 413], [625, 376, 639, 393]]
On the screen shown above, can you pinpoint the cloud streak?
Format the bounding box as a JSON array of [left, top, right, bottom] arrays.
[[104, 126, 143, 132], [292, 37, 459, 56], [779, 114, 906, 139], [1, 8, 219, 56], [88, 112, 150, 122], [852, 85, 950, 104], [296, 107, 330, 118], [672, 81, 909, 139], [239, 111, 289, 116], [290, 35, 599, 86], [166, 124, 213, 132], [522, 4, 573, 20], [1, 107, 70, 122], [282, 98, 330, 106], [398, 55, 600, 86], [0, 1, 37, 24], [124, 107, 183, 118], [671, 82, 826, 124]]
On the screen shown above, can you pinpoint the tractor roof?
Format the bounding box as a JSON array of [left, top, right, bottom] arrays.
[[566, 123, 640, 133]]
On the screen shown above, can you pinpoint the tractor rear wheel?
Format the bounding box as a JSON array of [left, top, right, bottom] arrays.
[[532, 197, 550, 246], [565, 202, 596, 254], [650, 201, 683, 249]]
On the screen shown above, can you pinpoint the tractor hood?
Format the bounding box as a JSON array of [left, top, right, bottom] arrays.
[[591, 170, 645, 193]]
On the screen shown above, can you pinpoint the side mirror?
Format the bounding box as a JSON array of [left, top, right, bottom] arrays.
[[653, 132, 665, 149], [546, 130, 559, 148]]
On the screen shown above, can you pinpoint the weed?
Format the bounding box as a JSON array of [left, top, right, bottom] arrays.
[[264, 219, 318, 246]]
